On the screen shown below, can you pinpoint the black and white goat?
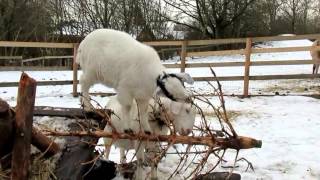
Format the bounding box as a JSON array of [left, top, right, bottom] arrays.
[[103, 96, 197, 179]]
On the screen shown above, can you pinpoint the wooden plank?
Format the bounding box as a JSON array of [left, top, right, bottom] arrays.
[[43, 55, 73, 59], [11, 73, 36, 180], [187, 46, 320, 57], [251, 45, 320, 54], [33, 106, 107, 120], [0, 66, 71, 71], [73, 45, 79, 97], [0, 41, 75, 48], [251, 60, 313, 66], [0, 56, 23, 60], [0, 80, 75, 87], [163, 63, 182, 68], [193, 76, 244, 81], [22, 57, 44, 63], [8, 59, 312, 71], [1, 73, 317, 88], [249, 74, 320, 80], [243, 38, 252, 97], [180, 40, 187, 72], [187, 34, 320, 46], [165, 60, 314, 69], [186, 62, 245, 68], [22, 56, 73, 63], [192, 74, 320, 81], [188, 38, 247, 46], [187, 49, 244, 57], [143, 40, 182, 46]]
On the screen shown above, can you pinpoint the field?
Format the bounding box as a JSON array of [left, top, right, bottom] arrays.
[[1, 39, 320, 179]]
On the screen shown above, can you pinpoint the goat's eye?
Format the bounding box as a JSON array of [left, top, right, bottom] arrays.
[[186, 109, 190, 114]]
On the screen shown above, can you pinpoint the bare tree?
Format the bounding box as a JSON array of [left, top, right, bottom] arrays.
[[163, 0, 256, 39]]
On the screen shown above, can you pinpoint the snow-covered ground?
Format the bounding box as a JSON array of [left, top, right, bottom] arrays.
[[0, 39, 320, 179]]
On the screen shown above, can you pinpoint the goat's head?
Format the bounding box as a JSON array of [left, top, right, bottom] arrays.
[[168, 101, 197, 136], [156, 72, 194, 102]]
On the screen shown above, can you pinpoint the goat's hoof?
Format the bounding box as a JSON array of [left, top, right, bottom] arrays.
[[144, 131, 151, 135], [124, 129, 134, 134]]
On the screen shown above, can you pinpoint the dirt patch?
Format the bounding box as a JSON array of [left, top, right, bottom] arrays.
[[203, 110, 247, 122], [262, 79, 320, 94]]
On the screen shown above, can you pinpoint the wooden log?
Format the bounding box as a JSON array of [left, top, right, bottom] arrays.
[[11, 73, 37, 180], [33, 106, 107, 120], [31, 127, 60, 158], [0, 99, 14, 170]]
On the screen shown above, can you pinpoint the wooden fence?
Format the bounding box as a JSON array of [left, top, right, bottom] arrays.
[[1, 33, 320, 97]]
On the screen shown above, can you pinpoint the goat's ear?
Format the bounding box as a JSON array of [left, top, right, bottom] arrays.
[[174, 73, 194, 85], [170, 101, 182, 115]]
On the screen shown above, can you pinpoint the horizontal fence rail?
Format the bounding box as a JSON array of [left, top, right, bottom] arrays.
[[22, 56, 73, 63], [0, 80, 74, 87], [1, 73, 319, 87], [0, 56, 23, 60], [0, 33, 320, 97], [0, 41, 75, 48]]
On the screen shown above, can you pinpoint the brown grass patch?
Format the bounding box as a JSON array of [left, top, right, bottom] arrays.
[[202, 110, 244, 121]]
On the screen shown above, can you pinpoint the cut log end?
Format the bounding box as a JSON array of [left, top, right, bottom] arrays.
[[235, 136, 262, 149]]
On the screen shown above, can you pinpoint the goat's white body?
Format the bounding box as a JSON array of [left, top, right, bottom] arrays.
[[311, 40, 320, 74], [77, 29, 168, 133], [77, 29, 165, 98], [103, 96, 196, 180]]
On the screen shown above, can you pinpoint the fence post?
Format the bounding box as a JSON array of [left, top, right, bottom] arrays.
[[243, 38, 252, 97], [72, 44, 79, 97], [180, 40, 188, 73]]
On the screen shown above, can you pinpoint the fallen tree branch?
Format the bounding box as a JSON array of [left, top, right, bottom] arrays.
[[42, 130, 262, 150]]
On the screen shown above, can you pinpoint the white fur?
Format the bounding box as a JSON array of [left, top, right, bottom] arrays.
[[103, 96, 196, 180], [76, 29, 193, 133], [311, 40, 320, 74]]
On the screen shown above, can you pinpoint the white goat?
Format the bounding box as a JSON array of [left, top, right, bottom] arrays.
[[76, 29, 194, 134], [103, 95, 197, 180], [311, 40, 320, 74]]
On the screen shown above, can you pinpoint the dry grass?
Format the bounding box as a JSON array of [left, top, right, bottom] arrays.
[[29, 154, 57, 180], [203, 110, 243, 121], [0, 154, 57, 180], [263, 79, 320, 94]]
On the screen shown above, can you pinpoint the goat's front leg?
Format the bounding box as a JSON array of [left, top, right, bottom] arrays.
[[146, 143, 159, 180], [103, 126, 112, 159], [116, 92, 133, 133], [120, 148, 126, 164], [136, 99, 152, 134], [134, 141, 145, 180]]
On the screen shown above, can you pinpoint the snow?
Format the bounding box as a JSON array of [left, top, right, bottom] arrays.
[[0, 39, 320, 179]]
